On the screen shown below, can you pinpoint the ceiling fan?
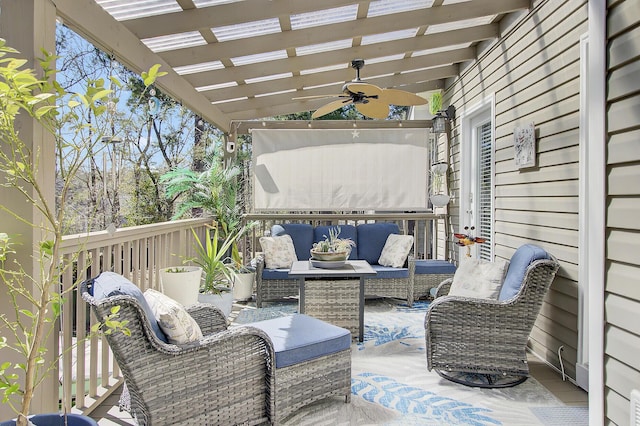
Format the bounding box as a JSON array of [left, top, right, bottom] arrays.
[[294, 59, 427, 119]]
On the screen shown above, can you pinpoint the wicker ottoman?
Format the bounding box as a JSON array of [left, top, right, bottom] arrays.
[[249, 314, 352, 423], [413, 260, 457, 300]]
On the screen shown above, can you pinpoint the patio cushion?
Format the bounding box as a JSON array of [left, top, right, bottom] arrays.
[[415, 259, 457, 275], [249, 314, 351, 368], [313, 224, 358, 259], [378, 234, 413, 267], [356, 223, 400, 265], [87, 271, 167, 343], [498, 244, 551, 301], [272, 223, 314, 261], [261, 268, 294, 280], [260, 234, 297, 268], [144, 289, 203, 345], [369, 265, 410, 279], [449, 258, 509, 300]]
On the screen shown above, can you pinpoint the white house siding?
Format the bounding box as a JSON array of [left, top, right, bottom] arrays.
[[605, 0, 640, 424], [444, 0, 587, 379]]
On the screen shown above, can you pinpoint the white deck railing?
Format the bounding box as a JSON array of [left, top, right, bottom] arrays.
[[241, 212, 447, 261], [58, 217, 211, 414], [56, 213, 446, 415]]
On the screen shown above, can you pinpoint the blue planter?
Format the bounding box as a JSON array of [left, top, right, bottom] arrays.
[[0, 413, 97, 426]]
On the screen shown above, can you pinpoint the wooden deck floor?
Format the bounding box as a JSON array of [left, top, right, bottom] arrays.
[[88, 301, 588, 425]]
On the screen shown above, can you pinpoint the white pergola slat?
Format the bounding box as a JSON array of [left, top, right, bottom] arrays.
[[53, 0, 531, 132]]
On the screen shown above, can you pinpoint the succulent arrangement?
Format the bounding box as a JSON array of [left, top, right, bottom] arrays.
[[311, 227, 355, 256]]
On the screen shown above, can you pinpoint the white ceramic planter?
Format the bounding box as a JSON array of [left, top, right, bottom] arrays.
[[198, 291, 234, 317], [159, 266, 202, 306], [233, 272, 255, 301], [430, 193, 451, 207]]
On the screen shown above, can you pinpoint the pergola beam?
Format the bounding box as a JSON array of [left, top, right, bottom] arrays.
[[158, 0, 528, 67], [54, 0, 233, 132]]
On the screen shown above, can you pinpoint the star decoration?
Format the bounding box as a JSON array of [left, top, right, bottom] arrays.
[[352, 129, 360, 138]]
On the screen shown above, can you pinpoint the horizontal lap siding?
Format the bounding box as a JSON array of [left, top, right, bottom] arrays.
[[446, 0, 586, 378], [606, 0, 640, 424]]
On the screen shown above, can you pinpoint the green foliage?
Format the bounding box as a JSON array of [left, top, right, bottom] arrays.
[[161, 153, 243, 235], [190, 225, 241, 294], [311, 226, 355, 253], [0, 39, 163, 424], [429, 92, 442, 115]]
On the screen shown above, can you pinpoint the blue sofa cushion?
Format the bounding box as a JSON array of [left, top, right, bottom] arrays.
[[415, 259, 457, 275], [370, 265, 409, 279], [272, 223, 314, 261], [313, 224, 358, 260], [356, 222, 400, 265], [87, 271, 167, 343], [498, 244, 550, 301], [249, 314, 351, 368], [261, 268, 293, 280]]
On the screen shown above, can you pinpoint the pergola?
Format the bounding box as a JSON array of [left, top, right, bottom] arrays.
[[0, 0, 535, 417], [52, 0, 530, 132]]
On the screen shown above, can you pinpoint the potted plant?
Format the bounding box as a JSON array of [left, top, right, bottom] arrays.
[[231, 262, 255, 302], [0, 41, 156, 425], [429, 162, 451, 207], [158, 266, 203, 307], [310, 227, 356, 261], [190, 223, 248, 317]]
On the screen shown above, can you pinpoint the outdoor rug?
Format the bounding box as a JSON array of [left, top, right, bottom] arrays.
[[234, 299, 588, 426]]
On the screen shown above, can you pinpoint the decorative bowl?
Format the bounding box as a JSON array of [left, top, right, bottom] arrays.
[[310, 249, 349, 262]]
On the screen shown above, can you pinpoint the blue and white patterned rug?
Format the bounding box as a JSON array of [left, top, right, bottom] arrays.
[[234, 299, 587, 425]]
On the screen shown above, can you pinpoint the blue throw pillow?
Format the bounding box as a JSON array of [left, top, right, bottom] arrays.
[[498, 244, 550, 301], [356, 223, 400, 265], [88, 271, 168, 343], [276, 223, 314, 261]]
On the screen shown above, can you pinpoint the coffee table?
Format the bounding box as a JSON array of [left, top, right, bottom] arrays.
[[289, 260, 376, 342]]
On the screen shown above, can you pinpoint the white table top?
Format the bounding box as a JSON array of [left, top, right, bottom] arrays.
[[288, 260, 377, 278]]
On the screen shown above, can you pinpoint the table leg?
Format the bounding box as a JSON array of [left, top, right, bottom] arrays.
[[359, 277, 365, 342], [298, 277, 305, 314]]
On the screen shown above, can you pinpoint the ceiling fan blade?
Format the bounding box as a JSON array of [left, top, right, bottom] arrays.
[[356, 99, 389, 119], [345, 82, 382, 97], [378, 89, 427, 106], [312, 98, 353, 119], [292, 94, 346, 100]]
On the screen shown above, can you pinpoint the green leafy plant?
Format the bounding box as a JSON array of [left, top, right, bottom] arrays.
[[189, 222, 252, 295], [161, 154, 254, 267], [312, 227, 355, 254], [0, 39, 162, 425]]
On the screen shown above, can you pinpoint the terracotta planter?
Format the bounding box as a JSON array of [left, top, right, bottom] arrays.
[[159, 266, 202, 306]]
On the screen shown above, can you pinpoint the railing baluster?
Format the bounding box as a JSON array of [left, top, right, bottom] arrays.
[[61, 253, 74, 413], [75, 250, 88, 409]]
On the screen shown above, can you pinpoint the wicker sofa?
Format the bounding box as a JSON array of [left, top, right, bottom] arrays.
[[256, 222, 416, 307]]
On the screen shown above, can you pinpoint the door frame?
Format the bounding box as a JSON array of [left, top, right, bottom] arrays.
[[459, 94, 496, 260]]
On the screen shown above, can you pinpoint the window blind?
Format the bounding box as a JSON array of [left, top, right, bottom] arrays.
[[477, 122, 493, 261]]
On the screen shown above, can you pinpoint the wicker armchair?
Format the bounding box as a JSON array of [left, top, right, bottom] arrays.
[[81, 280, 276, 425], [424, 244, 560, 387]]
